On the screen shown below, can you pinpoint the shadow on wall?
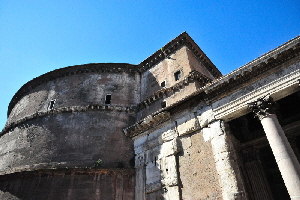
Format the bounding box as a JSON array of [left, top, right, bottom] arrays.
[[0, 169, 135, 200]]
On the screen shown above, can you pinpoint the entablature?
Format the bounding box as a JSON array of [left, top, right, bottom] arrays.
[[204, 35, 300, 103]]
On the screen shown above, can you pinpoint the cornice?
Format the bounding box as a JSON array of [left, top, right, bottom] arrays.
[[212, 67, 300, 121], [124, 90, 207, 138], [7, 63, 138, 117], [138, 32, 222, 78], [123, 111, 171, 138], [2, 104, 137, 136], [204, 35, 300, 101], [137, 70, 211, 110]]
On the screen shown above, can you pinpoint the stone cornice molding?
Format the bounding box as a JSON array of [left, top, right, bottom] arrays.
[[124, 92, 205, 139], [2, 104, 137, 136], [123, 111, 171, 138], [248, 95, 276, 120], [138, 70, 211, 110], [8, 63, 138, 117], [213, 68, 300, 121], [138, 32, 222, 78], [205, 35, 300, 101]]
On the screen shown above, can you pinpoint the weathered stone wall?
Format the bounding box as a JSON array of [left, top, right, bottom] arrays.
[[133, 119, 181, 200], [173, 105, 223, 200], [0, 65, 138, 199], [0, 169, 135, 200], [7, 71, 140, 126], [140, 46, 191, 101], [132, 102, 223, 200], [137, 82, 202, 121], [0, 111, 135, 175], [178, 131, 222, 200], [1, 67, 139, 174], [137, 45, 215, 121], [185, 47, 215, 80]]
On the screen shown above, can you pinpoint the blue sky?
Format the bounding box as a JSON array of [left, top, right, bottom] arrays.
[[0, 0, 299, 128]]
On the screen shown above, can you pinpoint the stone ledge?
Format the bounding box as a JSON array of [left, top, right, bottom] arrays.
[[2, 105, 137, 136], [123, 111, 171, 138], [145, 181, 162, 193]]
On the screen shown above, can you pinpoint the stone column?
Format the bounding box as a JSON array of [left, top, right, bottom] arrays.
[[135, 157, 146, 200], [248, 95, 300, 200]]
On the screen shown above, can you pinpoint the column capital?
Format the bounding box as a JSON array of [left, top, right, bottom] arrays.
[[248, 95, 276, 120]]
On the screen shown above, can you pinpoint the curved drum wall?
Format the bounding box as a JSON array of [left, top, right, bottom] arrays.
[[7, 68, 140, 125], [0, 64, 139, 174]]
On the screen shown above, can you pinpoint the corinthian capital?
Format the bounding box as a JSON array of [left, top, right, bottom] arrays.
[[248, 95, 276, 120]]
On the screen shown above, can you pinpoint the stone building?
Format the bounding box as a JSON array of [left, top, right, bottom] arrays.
[[0, 32, 299, 200]]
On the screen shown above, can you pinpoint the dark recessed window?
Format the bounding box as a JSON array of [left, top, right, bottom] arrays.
[[174, 70, 181, 81], [160, 81, 166, 87], [161, 101, 166, 108], [48, 99, 56, 110], [105, 94, 111, 105]]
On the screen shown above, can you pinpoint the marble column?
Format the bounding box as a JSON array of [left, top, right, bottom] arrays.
[[248, 95, 300, 200]]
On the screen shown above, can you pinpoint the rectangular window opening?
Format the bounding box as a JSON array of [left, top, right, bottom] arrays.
[[48, 99, 56, 110], [160, 80, 166, 88], [105, 94, 111, 105], [161, 101, 166, 108], [174, 70, 181, 81]]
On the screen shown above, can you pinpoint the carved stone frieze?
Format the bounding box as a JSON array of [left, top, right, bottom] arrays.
[[212, 65, 300, 121], [123, 111, 171, 138], [248, 95, 276, 120]]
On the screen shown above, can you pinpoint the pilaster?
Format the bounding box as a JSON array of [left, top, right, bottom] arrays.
[[203, 120, 247, 200]]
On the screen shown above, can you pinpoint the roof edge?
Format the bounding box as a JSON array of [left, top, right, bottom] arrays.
[[138, 32, 222, 78], [204, 35, 300, 100]]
